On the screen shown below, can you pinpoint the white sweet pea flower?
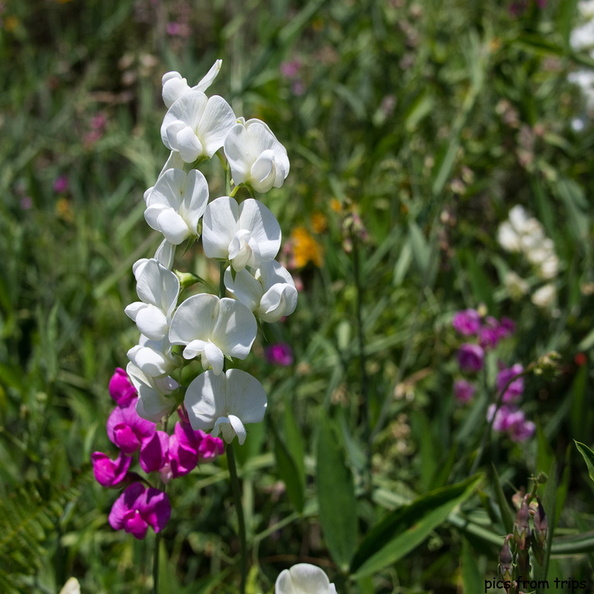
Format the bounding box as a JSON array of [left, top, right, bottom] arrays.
[[224, 117, 290, 193], [161, 90, 236, 163], [531, 283, 556, 309], [169, 294, 257, 374], [224, 261, 297, 322], [127, 335, 177, 378], [275, 563, 337, 594], [202, 196, 281, 271], [144, 168, 209, 244], [184, 369, 267, 444], [162, 60, 222, 108], [126, 362, 179, 422], [124, 259, 180, 340]]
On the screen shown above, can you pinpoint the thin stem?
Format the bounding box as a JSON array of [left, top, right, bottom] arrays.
[[226, 442, 247, 594], [152, 532, 161, 594]]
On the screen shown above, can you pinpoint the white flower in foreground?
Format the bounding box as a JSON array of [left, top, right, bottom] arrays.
[[202, 196, 281, 271], [144, 168, 209, 244], [169, 294, 257, 374], [224, 118, 290, 193], [224, 260, 297, 322], [162, 60, 222, 108], [124, 259, 180, 340], [127, 362, 178, 422], [275, 563, 337, 594], [127, 336, 177, 378], [161, 90, 236, 163], [185, 369, 267, 444], [59, 578, 81, 594]]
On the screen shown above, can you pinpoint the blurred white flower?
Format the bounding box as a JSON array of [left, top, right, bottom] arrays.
[[224, 260, 297, 322], [124, 259, 180, 341], [161, 90, 236, 162], [169, 294, 257, 374], [144, 168, 209, 244], [531, 283, 557, 309], [503, 271, 529, 300], [185, 369, 267, 444], [59, 578, 81, 594], [224, 118, 290, 193], [275, 563, 337, 594], [202, 196, 282, 271], [162, 60, 222, 108], [127, 362, 178, 422]]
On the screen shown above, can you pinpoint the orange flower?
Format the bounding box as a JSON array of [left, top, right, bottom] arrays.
[[311, 211, 327, 234], [290, 227, 323, 268]]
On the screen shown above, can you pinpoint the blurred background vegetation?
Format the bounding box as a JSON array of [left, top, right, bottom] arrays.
[[1, 0, 594, 592]]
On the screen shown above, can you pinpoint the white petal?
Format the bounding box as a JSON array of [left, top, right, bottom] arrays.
[[199, 95, 236, 157], [169, 293, 219, 344], [157, 208, 190, 244], [275, 564, 335, 594], [162, 72, 191, 108], [257, 283, 298, 322], [224, 267, 263, 311], [183, 169, 209, 231], [193, 59, 222, 93], [135, 259, 180, 316], [202, 196, 240, 259], [210, 298, 257, 359], [203, 341, 225, 375], [154, 239, 176, 269], [183, 339, 207, 360], [135, 304, 170, 340], [184, 370, 224, 430], [237, 199, 281, 261], [224, 369, 267, 424], [176, 126, 204, 163], [214, 414, 247, 444]]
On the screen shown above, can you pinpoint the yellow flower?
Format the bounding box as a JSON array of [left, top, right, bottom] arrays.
[[291, 227, 323, 268], [311, 211, 327, 234], [4, 16, 20, 31]]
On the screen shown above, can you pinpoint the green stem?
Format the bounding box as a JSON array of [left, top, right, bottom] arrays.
[[227, 442, 247, 594], [152, 532, 161, 594]]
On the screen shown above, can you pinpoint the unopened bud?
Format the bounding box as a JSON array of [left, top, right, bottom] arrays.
[[514, 498, 531, 551], [499, 534, 514, 584], [532, 497, 548, 565]]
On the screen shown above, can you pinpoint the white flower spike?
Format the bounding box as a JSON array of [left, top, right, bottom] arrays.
[[169, 294, 257, 374], [275, 563, 337, 594], [144, 168, 209, 245], [224, 117, 290, 193], [202, 196, 281, 271], [224, 260, 297, 323], [161, 90, 236, 163], [184, 369, 267, 444], [124, 259, 180, 341], [162, 60, 223, 108]]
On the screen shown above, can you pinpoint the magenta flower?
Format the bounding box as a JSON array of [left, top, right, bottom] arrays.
[[497, 364, 524, 403], [53, 175, 69, 194], [108, 482, 171, 539], [487, 405, 534, 442], [457, 343, 484, 373], [107, 401, 156, 454], [452, 309, 481, 336], [265, 343, 293, 366], [109, 367, 137, 407], [139, 430, 170, 474], [169, 422, 223, 478], [91, 451, 133, 487], [454, 379, 476, 403], [197, 432, 225, 461]]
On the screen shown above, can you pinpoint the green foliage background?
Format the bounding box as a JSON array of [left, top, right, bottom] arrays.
[[1, 0, 594, 592]]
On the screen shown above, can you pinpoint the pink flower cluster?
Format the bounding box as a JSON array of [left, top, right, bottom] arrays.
[[452, 309, 534, 442], [92, 368, 224, 539]]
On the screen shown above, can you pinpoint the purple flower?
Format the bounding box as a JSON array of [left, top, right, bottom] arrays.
[[280, 60, 302, 79], [457, 343, 484, 373], [91, 451, 133, 487], [108, 482, 171, 539], [139, 430, 170, 474], [497, 364, 524, 403], [452, 309, 481, 336], [265, 343, 293, 366], [53, 175, 69, 194], [168, 422, 223, 478], [487, 405, 535, 442], [197, 432, 225, 462], [454, 379, 476, 403], [109, 367, 137, 407], [107, 401, 156, 454]]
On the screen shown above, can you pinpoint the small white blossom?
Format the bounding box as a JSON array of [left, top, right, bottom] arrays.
[[127, 336, 177, 378], [531, 283, 557, 309], [161, 90, 236, 162], [275, 563, 337, 594], [185, 369, 267, 444], [124, 259, 180, 341], [224, 260, 297, 322], [202, 196, 281, 271], [224, 118, 290, 193], [162, 59, 222, 108], [169, 294, 257, 374], [144, 168, 209, 244]]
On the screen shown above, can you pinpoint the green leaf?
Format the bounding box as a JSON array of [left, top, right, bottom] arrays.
[[272, 418, 305, 513], [350, 474, 483, 578], [316, 414, 358, 570], [461, 537, 483, 594], [575, 441, 594, 483]]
